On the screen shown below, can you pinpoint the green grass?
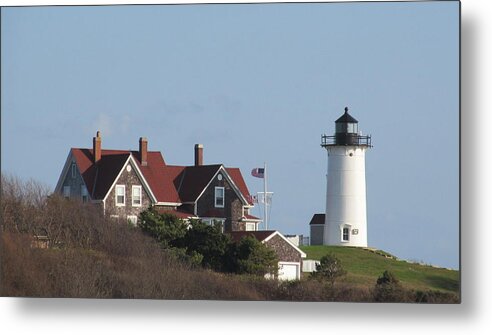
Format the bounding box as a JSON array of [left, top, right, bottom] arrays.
[[300, 245, 459, 294]]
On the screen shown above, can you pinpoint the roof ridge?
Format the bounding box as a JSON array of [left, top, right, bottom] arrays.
[[71, 147, 162, 153]]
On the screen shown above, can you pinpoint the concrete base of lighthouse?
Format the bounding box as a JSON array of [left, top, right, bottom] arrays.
[[324, 145, 368, 247]]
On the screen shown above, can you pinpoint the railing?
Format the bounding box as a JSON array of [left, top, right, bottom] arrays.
[[321, 134, 372, 147]]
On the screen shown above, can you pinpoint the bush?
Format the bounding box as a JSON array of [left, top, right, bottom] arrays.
[[310, 253, 347, 285], [176, 219, 231, 271], [373, 270, 407, 302], [138, 207, 187, 248], [229, 236, 278, 277]]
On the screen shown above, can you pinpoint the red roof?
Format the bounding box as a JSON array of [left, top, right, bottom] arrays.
[[226, 167, 253, 205], [243, 214, 261, 221], [228, 230, 277, 243], [71, 148, 180, 203], [167, 164, 253, 205], [171, 165, 222, 202], [70, 148, 252, 206], [155, 208, 195, 219]]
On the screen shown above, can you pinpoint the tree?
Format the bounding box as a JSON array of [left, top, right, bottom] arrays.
[[373, 270, 407, 302], [310, 253, 347, 285], [176, 219, 231, 271], [138, 207, 187, 248], [230, 236, 278, 277]]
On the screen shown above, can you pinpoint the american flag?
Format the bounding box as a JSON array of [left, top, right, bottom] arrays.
[[251, 168, 265, 178]]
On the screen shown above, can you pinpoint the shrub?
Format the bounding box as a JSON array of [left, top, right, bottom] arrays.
[[230, 236, 278, 277], [310, 253, 347, 285], [175, 219, 231, 271], [373, 270, 407, 302], [138, 207, 187, 248]]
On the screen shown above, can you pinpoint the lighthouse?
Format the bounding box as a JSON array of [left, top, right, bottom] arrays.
[[321, 107, 372, 247]]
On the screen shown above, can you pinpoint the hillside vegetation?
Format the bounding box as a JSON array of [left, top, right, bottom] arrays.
[[301, 246, 459, 294], [1, 174, 459, 302]]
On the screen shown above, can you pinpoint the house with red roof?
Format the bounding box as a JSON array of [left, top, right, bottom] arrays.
[[55, 131, 261, 232]]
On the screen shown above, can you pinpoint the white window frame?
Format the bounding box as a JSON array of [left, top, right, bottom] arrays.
[[63, 186, 70, 198], [81, 185, 88, 203], [71, 164, 76, 178], [342, 226, 350, 242], [115, 185, 126, 206], [245, 222, 256, 231], [127, 215, 138, 226], [132, 185, 142, 207], [214, 187, 225, 208], [211, 219, 225, 233]]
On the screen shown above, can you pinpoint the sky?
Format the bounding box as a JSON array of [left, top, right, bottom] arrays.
[[1, 1, 459, 269]]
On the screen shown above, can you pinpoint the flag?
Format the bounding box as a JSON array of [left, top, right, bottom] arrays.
[[251, 168, 265, 178]]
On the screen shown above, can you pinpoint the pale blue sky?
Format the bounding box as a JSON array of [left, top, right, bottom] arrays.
[[1, 2, 459, 268]]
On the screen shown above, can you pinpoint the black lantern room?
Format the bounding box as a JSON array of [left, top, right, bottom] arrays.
[[321, 107, 371, 147], [335, 107, 359, 145]]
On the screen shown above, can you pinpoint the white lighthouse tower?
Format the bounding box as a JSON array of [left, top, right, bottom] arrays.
[[321, 107, 372, 247]]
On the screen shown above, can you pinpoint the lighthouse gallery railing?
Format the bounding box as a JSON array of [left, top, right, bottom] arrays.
[[321, 134, 372, 147]]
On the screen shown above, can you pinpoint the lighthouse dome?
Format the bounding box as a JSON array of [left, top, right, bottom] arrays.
[[335, 107, 359, 124]]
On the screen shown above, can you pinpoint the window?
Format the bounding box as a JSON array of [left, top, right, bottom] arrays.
[[215, 187, 224, 208], [63, 186, 70, 198], [342, 227, 350, 242], [211, 219, 224, 233], [245, 223, 256, 231], [71, 164, 76, 178], [347, 123, 358, 134], [115, 185, 125, 206], [132, 185, 142, 207], [81, 185, 88, 203], [127, 215, 138, 226]]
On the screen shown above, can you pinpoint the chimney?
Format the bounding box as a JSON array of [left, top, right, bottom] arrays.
[[194, 144, 203, 166], [93, 131, 101, 163], [139, 137, 148, 166]]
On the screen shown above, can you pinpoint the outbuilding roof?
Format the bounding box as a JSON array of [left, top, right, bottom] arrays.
[[309, 213, 325, 225], [228, 230, 277, 243]]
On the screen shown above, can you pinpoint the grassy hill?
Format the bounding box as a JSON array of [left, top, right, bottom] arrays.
[[300, 245, 459, 294]]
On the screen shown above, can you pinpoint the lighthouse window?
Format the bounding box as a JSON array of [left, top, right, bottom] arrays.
[[342, 227, 350, 242], [347, 123, 358, 134]]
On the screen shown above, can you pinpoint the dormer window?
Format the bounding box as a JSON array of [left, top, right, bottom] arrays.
[[215, 187, 224, 208], [115, 185, 125, 206]]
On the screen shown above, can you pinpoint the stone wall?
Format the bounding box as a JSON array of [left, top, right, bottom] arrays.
[[104, 162, 152, 220], [265, 234, 302, 263], [196, 171, 245, 232]]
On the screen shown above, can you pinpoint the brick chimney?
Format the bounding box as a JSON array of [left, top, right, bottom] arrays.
[[194, 144, 203, 166], [93, 131, 101, 163], [139, 137, 148, 166]]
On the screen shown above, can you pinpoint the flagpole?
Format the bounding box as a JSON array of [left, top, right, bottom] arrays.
[[264, 162, 267, 230]]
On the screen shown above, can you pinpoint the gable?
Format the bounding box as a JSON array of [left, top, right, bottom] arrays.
[[54, 151, 90, 199], [67, 148, 180, 204], [194, 166, 250, 206], [264, 234, 304, 263], [173, 165, 222, 203]]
